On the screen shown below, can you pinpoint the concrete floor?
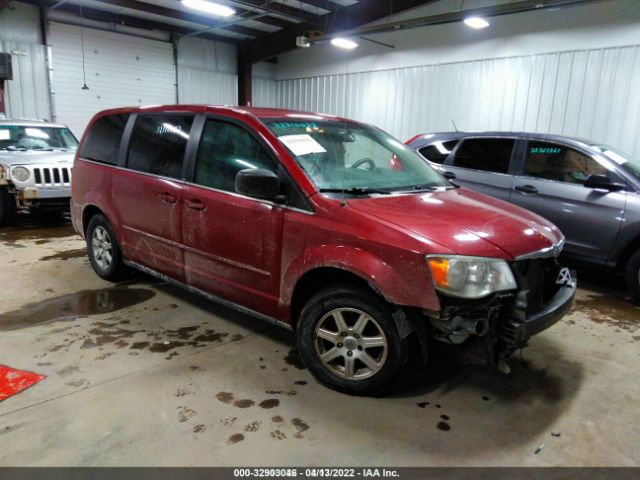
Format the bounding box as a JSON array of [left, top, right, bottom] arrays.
[[0, 216, 638, 467]]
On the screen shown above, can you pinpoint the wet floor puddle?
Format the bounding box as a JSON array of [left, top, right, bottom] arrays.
[[0, 224, 76, 246], [0, 287, 155, 331], [39, 248, 87, 261], [573, 294, 640, 332]]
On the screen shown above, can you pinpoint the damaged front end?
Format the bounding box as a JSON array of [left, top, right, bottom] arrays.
[[425, 256, 576, 370]]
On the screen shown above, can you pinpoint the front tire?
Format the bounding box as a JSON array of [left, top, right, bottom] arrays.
[[86, 214, 126, 281], [625, 249, 640, 304], [296, 285, 408, 396], [0, 188, 16, 226]]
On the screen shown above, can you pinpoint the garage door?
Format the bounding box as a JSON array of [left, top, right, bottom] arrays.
[[49, 22, 176, 137]]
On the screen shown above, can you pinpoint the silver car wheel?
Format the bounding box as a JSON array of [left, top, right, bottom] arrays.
[[92, 225, 113, 271], [314, 307, 388, 380]]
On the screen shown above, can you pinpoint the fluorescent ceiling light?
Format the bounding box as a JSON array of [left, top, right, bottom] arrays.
[[182, 0, 235, 17], [463, 17, 490, 29], [331, 37, 358, 50]]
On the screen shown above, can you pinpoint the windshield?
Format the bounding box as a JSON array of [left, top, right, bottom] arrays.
[[262, 118, 449, 194], [0, 125, 79, 152], [590, 144, 640, 181]]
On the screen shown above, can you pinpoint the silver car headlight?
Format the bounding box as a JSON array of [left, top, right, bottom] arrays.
[[11, 166, 30, 183], [426, 255, 517, 299]]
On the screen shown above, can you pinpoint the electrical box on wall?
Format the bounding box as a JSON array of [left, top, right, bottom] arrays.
[[0, 53, 13, 81]]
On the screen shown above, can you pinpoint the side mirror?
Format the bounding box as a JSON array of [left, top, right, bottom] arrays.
[[235, 168, 281, 201], [584, 174, 625, 192]]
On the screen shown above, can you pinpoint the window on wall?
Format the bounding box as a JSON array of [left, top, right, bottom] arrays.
[[194, 119, 277, 192], [79, 114, 128, 164], [127, 115, 193, 179], [523, 141, 610, 184], [452, 138, 514, 174], [418, 140, 459, 164]]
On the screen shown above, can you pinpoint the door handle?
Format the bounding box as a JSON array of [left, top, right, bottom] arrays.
[[158, 192, 178, 204], [185, 199, 206, 211], [515, 184, 539, 195], [442, 171, 456, 180]]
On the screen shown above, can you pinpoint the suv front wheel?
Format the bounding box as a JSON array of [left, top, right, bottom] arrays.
[[625, 249, 640, 304], [86, 214, 127, 281], [297, 285, 408, 395]]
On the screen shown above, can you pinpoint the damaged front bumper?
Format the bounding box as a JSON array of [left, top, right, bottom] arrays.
[[500, 276, 576, 345], [426, 260, 576, 365]]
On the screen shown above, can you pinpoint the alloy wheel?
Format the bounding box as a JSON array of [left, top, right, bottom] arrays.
[[92, 225, 113, 270], [314, 307, 388, 380]]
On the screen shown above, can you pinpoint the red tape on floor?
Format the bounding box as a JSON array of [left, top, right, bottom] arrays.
[[0, 364, 45, 402]]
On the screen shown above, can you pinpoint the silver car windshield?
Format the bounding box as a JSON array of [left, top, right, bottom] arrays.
[[0, 125, 79, 152], [262, 118, 449, 193], [590, 144, 640, 181]]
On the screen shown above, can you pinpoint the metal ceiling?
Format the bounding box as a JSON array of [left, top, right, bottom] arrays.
[[16, 0, 436, 52]]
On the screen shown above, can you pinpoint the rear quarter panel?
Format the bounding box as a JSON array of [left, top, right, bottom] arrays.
[[71, 159, 119, 240]]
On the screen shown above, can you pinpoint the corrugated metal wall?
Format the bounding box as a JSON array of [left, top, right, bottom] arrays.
[[49, 22, 176, 136], [177, 37, 237, 105], [276, 44, 640, 157], [0, 41, 50, 120], [178, 68, 237, 105], [252, 77, 277, 107]]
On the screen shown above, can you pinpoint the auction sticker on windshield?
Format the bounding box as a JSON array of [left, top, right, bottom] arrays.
[[278, 134, 327, 156]]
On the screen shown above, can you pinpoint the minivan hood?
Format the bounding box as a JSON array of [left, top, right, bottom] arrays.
[[0, 151, 74, 167], [348, 188, 563, 259]]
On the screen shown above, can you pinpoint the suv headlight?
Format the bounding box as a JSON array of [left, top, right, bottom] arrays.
[[11, 166, 30, 183], [426, 255, 517, 299]]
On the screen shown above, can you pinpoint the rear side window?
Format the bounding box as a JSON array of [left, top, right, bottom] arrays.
[[194, 119, 276, 192], [523, 141, 609, 184], [452, 138, 514, 174], [127, 115, 193, 179], [418, 140, 458, 164], [79, 114, 129, 164]]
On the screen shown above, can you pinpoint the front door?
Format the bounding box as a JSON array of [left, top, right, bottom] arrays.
[[112, 114, 194, 281], [181, 117, 285, 317], [510, 140, 626, 264]]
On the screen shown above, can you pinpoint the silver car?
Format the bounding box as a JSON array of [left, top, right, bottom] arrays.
[[0, 119, 77, 224], [407, 131, 640, 302]]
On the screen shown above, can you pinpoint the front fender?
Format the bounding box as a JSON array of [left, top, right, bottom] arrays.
[[280, 244, 440, 315]]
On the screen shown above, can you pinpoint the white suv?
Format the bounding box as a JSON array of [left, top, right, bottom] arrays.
[[0, 119, 78, 224]]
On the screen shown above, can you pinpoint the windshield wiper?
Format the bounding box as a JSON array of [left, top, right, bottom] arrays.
[[319, 187, 391, 195], [396, 184, 457, 192]]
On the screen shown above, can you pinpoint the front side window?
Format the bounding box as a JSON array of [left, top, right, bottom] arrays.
[[127, 115, 193, 179], [262, 118, 448, 193], [451, 138, 514, 174], [590, 144, 640, 183], [524, 141, 609, 184], [194, 119, 277, 192], [0, 125, 79, 152], [419, 140, 459, 164], [79, 114, 128, 164]]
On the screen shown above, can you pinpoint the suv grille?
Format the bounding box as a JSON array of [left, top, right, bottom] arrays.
[[33, 167, 71, 187]]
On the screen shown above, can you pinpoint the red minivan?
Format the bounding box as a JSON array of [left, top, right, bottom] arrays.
[[71, 105, 575, 395]]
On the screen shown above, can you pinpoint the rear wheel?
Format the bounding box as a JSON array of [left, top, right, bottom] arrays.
[[0, 188, 16, 226], [625, 249, 640, 304], [296, 284, 408, 395], [86, 214, 127, 281]]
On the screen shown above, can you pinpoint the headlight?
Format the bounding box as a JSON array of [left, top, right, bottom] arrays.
[[426, 255, 517, 299], [11, 166, 30, 182]]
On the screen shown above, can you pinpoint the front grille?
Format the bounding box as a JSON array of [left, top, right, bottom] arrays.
[[32, 166, 72, 187], [512, 258, 561, 315]]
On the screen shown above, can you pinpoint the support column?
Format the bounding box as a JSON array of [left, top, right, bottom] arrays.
[[237, 47, 252, 107]]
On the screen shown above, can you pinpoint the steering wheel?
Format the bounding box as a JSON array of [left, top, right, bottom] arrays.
[[351, 158, 375, 171]]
